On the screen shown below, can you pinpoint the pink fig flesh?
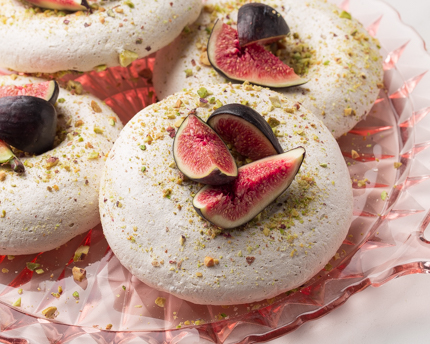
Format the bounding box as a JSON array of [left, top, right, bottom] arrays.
[[24, 0, 89, 11], [207, 20, 307, 88], [193, 147, 305, 229], [0, 80, 59, 105], [173, 114, 237, 185]]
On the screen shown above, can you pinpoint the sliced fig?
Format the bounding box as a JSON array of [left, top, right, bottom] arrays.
[[173, 113, 237, 185], [24, 0, 89, 11], [0, 80, 59, 105], [0, 140, 25, 173], [207, 20, 307, 88], [193, 147, 305, 229], [237, 3, 290, 47], [0, 96, 57, 155], [208, 103, 283, 161]]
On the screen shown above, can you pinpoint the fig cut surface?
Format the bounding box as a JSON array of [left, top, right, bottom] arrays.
[[24, 0, 89, 11], [193, 147, 305, 229], [0, 80, 59, 105], [208, 103, 283, 161], [237, 3, 290, 47], [173, 113, 237, 185], [207, 20, 307, 88]]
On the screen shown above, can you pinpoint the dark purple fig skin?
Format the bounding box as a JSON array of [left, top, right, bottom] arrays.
[[208, 103, 283, 159], [0, 96, 57, 155], [237, 3, 290, 47]]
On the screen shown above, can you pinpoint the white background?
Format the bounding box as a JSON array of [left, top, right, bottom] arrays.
[[268, 1, 430, 343]]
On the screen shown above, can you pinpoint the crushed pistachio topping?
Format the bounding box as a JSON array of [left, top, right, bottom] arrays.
[[119, 50, 138, 67], [267, 117, 281, 128], [26, 262, 40, 271], [277, 34, 316, 75], [351, 150, 360, 159], [197, 87, 209, 98], [155, 297, 166, 307], [12, 298, 21, 307], [91, 100, 102, 113], [339, 11, 352, 19], [42, 306, 58, 319], [72, 266, 86, 282], [73, 245, 90, 262], [394, 162, 402, 169], [66, 80, 83, 95]]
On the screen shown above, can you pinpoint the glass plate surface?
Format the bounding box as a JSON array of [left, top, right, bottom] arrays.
[[2, 0, 430, 342]]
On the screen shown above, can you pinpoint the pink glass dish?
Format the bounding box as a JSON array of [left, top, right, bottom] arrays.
[[2, 0, 430, 342]]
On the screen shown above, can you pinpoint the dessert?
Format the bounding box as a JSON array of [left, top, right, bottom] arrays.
[[0, 75, 123, 255], [0, 0, 202, 73], [99, 84, 353, 305], [153, 0, 384, 138]]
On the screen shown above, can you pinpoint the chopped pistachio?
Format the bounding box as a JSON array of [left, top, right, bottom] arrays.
[[267, 117, 281, 128], [72, 291, 79, 299], [72, 266, 86, 282], [35, 269, 44, 274], [26, 262, 40, 271], [91, 100, 102, 113], [184, 69, 193, 77], [381, 191, 388, 201], [87, 151, 99, 160], [197, 87, 209, 98], [339, 10, 352, 19], [119, 50, 138, 67], [12, 298, 21, 307], [42, 306, 58, 319], [93, 64, 107, 72], [269, 96, 281, 108], [73, 245, 90, 262], [155, 297, 166, 307]]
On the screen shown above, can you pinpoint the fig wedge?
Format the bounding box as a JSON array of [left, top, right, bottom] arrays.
[[208, 103, 283, 161], [193, 147, 305, 229], [173, 113, 237, 185], [207, 20, 307, 88]]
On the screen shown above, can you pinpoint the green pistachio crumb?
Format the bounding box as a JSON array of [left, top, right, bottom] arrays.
[[197, 87, 209, 98], [339, 11, 352, 19], [94, 64, 107, 72], [119, 50, 138, 67], [184, 69, 193, 78], [123, 0, 134, 8], [12, 298, 21, 307], [26, 262, 40, 271]]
